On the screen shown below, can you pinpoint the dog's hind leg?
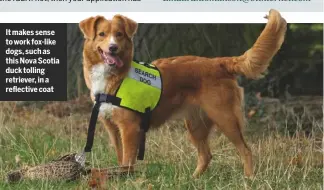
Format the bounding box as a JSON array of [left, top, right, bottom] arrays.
[[184, 110, 213, 178], [203, 104, 253, 177]]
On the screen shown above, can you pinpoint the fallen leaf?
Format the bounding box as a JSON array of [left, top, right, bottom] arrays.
[[247, 109, 256, 118], [132, 177, 147, 186], [15, 155, 21, 164], [49, 149, 56, 156], [147, 183, 154, 190], [88, 169, 110, 190], [289, 153, 303, 167]]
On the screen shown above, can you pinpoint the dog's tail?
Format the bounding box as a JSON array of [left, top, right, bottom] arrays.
[[225, 9, 287, 79]]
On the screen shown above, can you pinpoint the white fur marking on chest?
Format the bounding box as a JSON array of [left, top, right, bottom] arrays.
[[99, 102, 115, 119], [90, 63, 117, 119], [91, 64, 108, 95]]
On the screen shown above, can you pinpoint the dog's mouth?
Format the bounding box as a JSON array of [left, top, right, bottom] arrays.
[[98, 48, 123, 68]]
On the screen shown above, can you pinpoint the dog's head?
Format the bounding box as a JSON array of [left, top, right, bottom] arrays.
[[80, 14, 138, 72]]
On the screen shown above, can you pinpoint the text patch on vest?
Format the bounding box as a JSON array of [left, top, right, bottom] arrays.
[[128, 62, 161, 89]]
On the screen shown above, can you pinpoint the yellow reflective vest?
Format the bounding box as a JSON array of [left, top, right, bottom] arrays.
[[115, 61, 162, 113]]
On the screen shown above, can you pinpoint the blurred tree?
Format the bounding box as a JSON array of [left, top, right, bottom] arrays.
[[67, 24, 88, 99], [66, 23, 323, 100], [263, 24, 323, 98]]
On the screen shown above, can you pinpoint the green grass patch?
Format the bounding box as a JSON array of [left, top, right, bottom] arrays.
[[0, 104, 322, 190]]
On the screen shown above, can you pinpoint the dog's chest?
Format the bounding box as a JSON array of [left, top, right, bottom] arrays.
[[90, 64, 117, 119]]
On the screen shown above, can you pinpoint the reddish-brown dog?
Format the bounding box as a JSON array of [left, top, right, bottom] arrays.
[[79, 9, 287, 178]]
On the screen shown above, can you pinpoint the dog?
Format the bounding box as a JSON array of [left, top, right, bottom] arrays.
[[79, 9, 287, 178]]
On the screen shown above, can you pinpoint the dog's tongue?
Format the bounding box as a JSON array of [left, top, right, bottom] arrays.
[[102, 52, 123, 67]]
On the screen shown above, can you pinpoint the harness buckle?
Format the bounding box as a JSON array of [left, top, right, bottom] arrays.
[[99, 93, 108, 102]]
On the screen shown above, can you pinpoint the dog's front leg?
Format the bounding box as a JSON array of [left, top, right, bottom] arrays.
[[90, 94, 124, 165], [99, 117, 123, 165], [114, 111, 141, 171]]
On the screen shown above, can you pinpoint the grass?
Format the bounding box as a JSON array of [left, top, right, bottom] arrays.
[[0, 101, 322, 190]]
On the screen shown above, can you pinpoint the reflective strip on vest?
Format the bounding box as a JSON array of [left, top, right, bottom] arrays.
[[115, 61, 162, 113]]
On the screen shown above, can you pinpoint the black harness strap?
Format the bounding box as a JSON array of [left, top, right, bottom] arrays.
[[84, 101, 100, 152], [83, 94, 121, 153], [83, 93, 150, 160], [137, 107, 151, 160]]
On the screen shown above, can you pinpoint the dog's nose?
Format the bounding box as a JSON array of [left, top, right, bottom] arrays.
[[109, 44, 118, 53]]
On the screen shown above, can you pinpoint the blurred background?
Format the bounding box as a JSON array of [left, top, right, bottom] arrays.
[[67, 23, 323, 99], [64, 23, 323, 130]]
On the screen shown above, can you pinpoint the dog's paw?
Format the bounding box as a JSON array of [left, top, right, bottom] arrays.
[[192, 171, 202, 179]]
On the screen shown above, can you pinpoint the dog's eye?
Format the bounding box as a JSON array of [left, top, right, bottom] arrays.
[[116, 32, 123, 37], [99, 32, 105, 37]]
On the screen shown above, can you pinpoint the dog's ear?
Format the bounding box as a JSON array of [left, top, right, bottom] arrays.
[[113, 14, 138, 39], [79, 16, 104, 40]]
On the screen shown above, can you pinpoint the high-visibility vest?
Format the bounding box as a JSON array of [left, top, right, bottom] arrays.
[[115, 61, 162, 113]]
